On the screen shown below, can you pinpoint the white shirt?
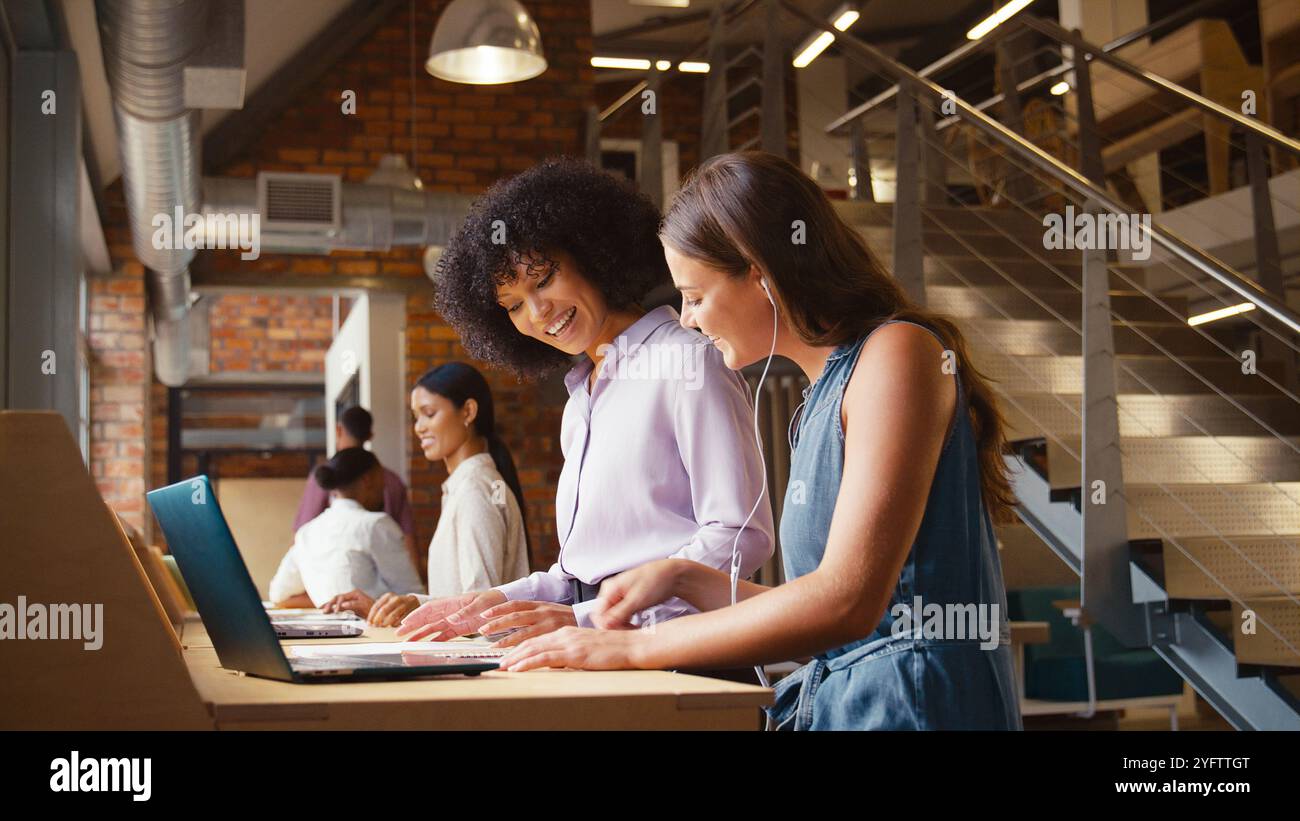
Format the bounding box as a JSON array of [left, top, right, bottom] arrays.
[[419, 452, 530, 600], [269, 497, 424, 605]]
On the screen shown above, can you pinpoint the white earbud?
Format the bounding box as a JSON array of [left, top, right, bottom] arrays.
[[761, 278, 774, 305]]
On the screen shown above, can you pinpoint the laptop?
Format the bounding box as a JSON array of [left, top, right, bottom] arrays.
[[269, 614, 365, 640], [147, 475, 501, 682]]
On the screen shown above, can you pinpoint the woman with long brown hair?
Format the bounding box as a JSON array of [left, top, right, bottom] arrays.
[[498, 151, 1021, 730]]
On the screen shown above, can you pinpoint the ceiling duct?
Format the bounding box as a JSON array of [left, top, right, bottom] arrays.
[[201, 175, 475, 256], [95, 0, 244, 386]]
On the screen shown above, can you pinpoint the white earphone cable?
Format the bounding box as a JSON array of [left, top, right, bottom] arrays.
[[727, 279, 778, 700]]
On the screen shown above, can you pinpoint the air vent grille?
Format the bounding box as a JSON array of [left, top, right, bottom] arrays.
[[257, 172, 341, 233]]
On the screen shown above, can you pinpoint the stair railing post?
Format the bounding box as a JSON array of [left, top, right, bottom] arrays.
[[760, 0, 786, 158], [1245, 131, 1299, 392], [1071, 37, 1145, 645], [850, 117, 873, 202], [1071, 38, 1105, 187], [701, 5, 729, 160], [918, 99, 946, 204], [1081, 199, 1143, 647], [994, 40, 1032, 205], [640, 70, 664, 210], [892, 84, 926, 306]]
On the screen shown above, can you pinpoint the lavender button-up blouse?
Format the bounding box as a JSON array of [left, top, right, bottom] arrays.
[[495, 305, 775, 626]]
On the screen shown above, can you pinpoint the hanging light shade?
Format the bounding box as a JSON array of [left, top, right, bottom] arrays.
[[426, 0, 547, 85], [367, 154, 424, 190]]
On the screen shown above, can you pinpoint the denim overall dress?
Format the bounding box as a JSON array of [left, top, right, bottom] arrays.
[[768, 320, 1022, 730]]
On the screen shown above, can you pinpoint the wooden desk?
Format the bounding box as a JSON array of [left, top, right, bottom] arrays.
[[3, 413, 772, 731], [179, 617, 773, 730]]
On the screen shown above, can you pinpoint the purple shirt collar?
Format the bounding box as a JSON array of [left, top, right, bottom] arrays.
[[562, 305, 683, 396]]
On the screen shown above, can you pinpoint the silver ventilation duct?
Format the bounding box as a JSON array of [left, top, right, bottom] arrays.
[[96, 0, 210, 386], [201, 175, 474, 254]]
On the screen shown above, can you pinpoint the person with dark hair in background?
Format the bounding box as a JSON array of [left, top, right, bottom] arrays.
[[269, 447, 423, 613], [353, 363, 531, 628], [293, 405, 418, 565]]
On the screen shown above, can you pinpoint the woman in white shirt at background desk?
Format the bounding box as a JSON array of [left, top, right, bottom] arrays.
[[269, 447, 424, 612]]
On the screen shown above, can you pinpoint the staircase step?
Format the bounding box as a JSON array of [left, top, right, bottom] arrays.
[[997, 522, 1079, 588], [930, 285, 1188, 323], [1045, 436, 1300, 487], [998, 393, 1300, 441], [922, 207, 1051, 239], [833, 200, 892, 226], [971, 351, 1284, 395], [860, 228, 1083, 262], [918, 256, 1145, 289], [962, 318, 1225, 358], [1230, 598, 1300, 668], [1125, 483, 1300, 538], [836, 201, 1051, 238], [930, 232, 1089, 262], [1161, 536, 1300, 599]]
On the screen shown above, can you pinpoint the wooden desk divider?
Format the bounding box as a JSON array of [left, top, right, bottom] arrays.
[[0, 411, 212, 729], [107, 508, 190, 632]]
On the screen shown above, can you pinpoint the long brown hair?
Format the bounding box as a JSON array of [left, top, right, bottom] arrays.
[[660, 151, 1015, 516]]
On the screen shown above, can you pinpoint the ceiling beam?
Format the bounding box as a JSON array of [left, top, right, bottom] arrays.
[[202, 0, 404, 174]]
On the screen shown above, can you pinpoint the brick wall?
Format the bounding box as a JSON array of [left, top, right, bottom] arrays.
[[208, 294, 335, 374], [92, 0, 591, 571], [87, 259, 149, 526]]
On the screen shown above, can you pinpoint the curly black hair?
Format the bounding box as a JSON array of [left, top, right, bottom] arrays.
[[432, 157, 669, 380]]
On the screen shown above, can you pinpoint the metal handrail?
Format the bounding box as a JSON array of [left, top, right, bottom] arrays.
[[1022, 16, 1300, 159], [827, 0, 1254, 136], [1102, 0, 1239, 55], [825, 35, 998, 135], [780, 0, 1300, 336], [599, 80, 648, 122]]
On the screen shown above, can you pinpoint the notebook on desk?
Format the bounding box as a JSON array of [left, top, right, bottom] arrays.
[[147, 475, 501, 682]]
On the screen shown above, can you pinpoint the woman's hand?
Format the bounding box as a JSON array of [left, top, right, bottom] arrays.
[[499, 626, 651, 672], [477, 601, 577, 648], [590, 559, 685, 630], [367, 593, 421, 627], [396, 590, 506, 641], [320, 589, 374, 617]]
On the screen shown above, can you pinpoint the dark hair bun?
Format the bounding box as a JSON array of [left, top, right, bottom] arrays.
[[315, 447, 379, 490]]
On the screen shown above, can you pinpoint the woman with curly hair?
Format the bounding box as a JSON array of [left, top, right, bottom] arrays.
[[497, 152, 1021, 731], [396, 157, 774, 655]]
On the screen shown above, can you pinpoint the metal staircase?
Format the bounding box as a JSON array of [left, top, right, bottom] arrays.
[[787, 2, 1300, 728]]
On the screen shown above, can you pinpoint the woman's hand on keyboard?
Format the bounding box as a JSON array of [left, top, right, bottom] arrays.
[[367, 593, 421, 627], [396, 590, 506, 641], [590, 559, 683, 630], [476, 601, 577, 648], [320, 589, 374, 618], [499, 626, 649, 672]]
